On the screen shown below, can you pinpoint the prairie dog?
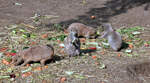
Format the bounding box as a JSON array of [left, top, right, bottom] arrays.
[[11, 45, 54, 66], [67, 23, 96, 38], [64, 30, 81, 56], [101, 23, 122, 51]]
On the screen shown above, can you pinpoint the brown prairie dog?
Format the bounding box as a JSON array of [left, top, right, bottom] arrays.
[[11, 45, 54, 66], [67, 23, 97, 38]]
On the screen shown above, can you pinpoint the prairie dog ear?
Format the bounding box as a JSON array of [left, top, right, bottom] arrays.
[[71, 29, 77, 32]]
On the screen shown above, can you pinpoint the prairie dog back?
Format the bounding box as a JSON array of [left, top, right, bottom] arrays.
[[11, 45, 54, 66], [67, 23, 96, 38]]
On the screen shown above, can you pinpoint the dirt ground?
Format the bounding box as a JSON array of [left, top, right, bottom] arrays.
[[0, 0, 150, 83]]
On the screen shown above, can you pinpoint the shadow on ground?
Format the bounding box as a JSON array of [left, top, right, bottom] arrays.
[[120, 41, 129, 50], [81, 49, 97, 54], [126, 62, 150, 83], [45, 55, 64, 64], [55, 0, 150, 28]]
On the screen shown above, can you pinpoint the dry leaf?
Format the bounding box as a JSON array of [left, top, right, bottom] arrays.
[[2, 59, 10, 65], [44, 66, 48, 69], [92, 55, 97, 59], [22, 72, 32, 78], [91, 15, 96, 19], [4, 52, 11, 56], [127, 40, 132, 42], [60, 77, 67, 83], [100, 51, 105, 55], [117, 53, 121, 57], [144, 43, 149, 47], [34, 67, 42, 71], [0, 48, 7, 52], [31, 41, 36, 45], [57, 40, 61, 43], [26, 64, 30, 67], [64, 29, 68, 34], [95, 62, 99, 65], [41, 34, 48, 38], [129, 44, 133, 49]]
